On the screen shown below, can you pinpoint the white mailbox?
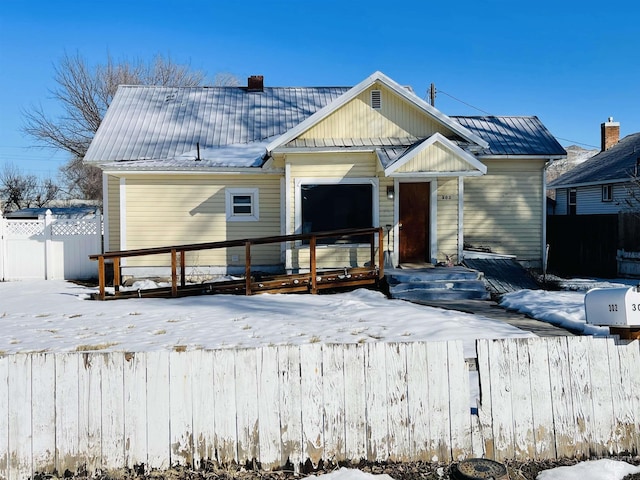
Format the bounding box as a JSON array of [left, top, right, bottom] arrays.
[[584, 286, 640, 326]]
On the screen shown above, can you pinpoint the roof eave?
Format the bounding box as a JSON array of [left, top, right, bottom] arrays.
[[550, 178, 632, 189]]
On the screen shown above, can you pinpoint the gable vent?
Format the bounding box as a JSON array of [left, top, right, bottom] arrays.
[[370, 90, 382, 109]]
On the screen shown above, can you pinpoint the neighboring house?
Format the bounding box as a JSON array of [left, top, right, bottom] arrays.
[[83, 71, 565, 278], [4, 206, 99, 219], [549, 119, 640, 215]]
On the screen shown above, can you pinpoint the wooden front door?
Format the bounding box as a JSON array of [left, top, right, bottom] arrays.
[[399, 182, 430, 263]]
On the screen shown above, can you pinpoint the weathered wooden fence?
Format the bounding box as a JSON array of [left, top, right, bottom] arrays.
[[1, 338, 639, 480], [0, 209, 101, 281]]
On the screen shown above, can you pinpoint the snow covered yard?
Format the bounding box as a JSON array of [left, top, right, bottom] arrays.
[[2, 278, 640, 480]]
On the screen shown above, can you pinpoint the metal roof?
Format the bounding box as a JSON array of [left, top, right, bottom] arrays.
[[452, 116, 566, 157], [84, 85, 350, 163], [85, 85, 566, 168], [549, 132, 640, 187]]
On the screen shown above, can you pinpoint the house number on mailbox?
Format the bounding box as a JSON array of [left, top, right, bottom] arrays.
[[608, 304, 618, 312]]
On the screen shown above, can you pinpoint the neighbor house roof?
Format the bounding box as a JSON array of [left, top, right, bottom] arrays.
[[452, 116, 567, 157], [549, 132, 640, 188], [85, 75, 566, 170]]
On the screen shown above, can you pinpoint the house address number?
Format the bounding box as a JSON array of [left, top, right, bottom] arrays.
[[439, 195, 453, 200], [608, 303, 640, 312]]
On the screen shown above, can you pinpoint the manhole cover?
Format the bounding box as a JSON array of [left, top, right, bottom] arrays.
[[451, 458, 509, 480]]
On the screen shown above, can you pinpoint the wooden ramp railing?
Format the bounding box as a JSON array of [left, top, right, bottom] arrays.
[[89, 227, 384, 300]]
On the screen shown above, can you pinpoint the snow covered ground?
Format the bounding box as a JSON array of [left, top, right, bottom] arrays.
[[2, 278, 640, 479], [0, 277, 638, 356], [319, 461, 640, 480]]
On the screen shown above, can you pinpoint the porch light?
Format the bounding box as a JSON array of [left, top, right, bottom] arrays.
[[386, 186, 395, 200]]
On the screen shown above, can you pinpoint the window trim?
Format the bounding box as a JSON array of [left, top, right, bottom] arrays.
[[568, 188, 577, 215], [294, 177, 379, 245], [225, 187, 259, 222], [602, 184, 613, 202]]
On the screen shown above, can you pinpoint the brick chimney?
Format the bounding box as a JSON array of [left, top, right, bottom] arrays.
[[247, 75, 264, 92], [601, 117, 620, 151]]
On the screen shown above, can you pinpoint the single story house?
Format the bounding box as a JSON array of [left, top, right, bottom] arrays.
[[84, 71, 566, 278], [549, 119, 640, 215]]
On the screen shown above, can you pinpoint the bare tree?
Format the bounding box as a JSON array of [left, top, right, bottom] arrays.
[[0, 163, 60, 211], [23, 52, 217, 201]]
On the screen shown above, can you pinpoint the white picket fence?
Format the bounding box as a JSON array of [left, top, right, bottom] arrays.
[[0, 209, 101, 281], [1, 337, 639, 480]]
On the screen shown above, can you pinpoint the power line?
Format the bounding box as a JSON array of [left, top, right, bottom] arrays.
[[435, 89, 493, 115], [428, 86, 600, 150]]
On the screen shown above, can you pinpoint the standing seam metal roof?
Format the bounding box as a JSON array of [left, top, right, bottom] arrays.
[[84, 86, 567, 165], [84, 85, 351, 162], [452, 116, 566, 157]]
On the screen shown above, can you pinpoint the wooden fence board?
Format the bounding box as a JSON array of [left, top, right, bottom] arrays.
[[257, 347, 281, 469], [55, 354, 79, 475], [567, 337, 594, 458], [169, 352, 193, 466], [342, 343, 366, 461], [146, 351, 170, 469], [101, 353, 125, 468], [527, 338, 555, 460], [8, 354, 31, 480], [213, 348, 237, 465], [78, 353, 102, 472], [0, 355, 8, 480], [548, 337, 577, 458], [300, 343, 324, 467], [406, 343, 431, 461], [31, 353, 56, 474], [447, 341, 471, 461], [589, 338, 616, 456], [323, 344, 346, 462], [512, 339, 536, 460], [123, 352, 148, 469], [365, 342, 388, 461], [475, 340, 494, 459], [426, 341, 451, 462], [488, 340, 515, 462], [192, 350, 215, 468], [386, 343, 409, 461], [278, 345, 302, 468], [235, 348, 259, 465], [617, 341, 640, 451]]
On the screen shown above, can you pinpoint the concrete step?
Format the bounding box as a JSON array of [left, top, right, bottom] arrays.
[[385, 266, 490, 302], [386, 266, 483, 285], [391, 287, 490, 302]]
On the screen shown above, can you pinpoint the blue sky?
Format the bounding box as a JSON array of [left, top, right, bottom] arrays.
[[1, 0, 639, 180]]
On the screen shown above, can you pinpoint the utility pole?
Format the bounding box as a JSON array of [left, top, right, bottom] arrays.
[[429, 83, 436, 107]]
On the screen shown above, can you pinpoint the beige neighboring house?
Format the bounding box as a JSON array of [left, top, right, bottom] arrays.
[[84, 71, 566, 278]]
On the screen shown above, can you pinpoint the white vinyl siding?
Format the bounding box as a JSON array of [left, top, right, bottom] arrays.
[[464, 159, 545, 261]]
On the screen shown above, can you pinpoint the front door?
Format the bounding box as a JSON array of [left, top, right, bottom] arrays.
[[399, 182, 430, 263]]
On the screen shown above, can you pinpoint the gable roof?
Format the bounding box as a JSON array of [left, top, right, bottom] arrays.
[[267, 71, 489, 153], [549, 132, 640, 188], [84, 73, 566, 170], [380, 132, 487, 176], [452, 116, 567, 157]]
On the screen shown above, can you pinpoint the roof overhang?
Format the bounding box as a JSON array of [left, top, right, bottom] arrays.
[[266, 71, 489, 154], [550, 178, 632, 189]]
